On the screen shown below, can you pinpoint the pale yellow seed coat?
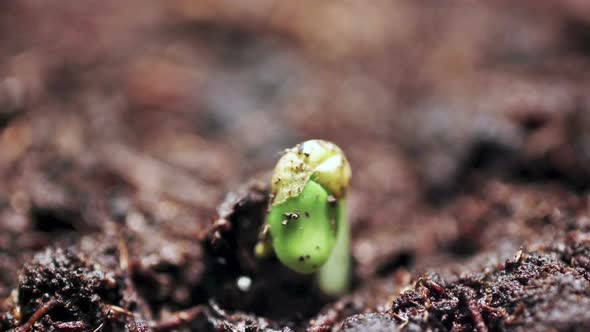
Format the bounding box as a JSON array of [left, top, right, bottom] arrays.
[[271, 139, 351, 206]]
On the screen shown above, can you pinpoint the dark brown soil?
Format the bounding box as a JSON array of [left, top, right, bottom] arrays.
[[2, 1, 590, 331]]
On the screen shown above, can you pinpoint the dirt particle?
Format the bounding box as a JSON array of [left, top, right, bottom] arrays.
[[283, 211, 299, 220], [327, 196, 337, 205]]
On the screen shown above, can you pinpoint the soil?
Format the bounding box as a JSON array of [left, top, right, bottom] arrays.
[[2, 1, 590, 331]]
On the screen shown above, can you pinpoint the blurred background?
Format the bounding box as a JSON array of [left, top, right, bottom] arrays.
[[2, 0, 590, 328]]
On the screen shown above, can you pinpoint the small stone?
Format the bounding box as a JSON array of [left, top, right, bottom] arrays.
[[236, 276, 252, 292]]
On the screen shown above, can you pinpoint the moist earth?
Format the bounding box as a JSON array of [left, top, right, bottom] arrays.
[[2, 1, 590, 331]]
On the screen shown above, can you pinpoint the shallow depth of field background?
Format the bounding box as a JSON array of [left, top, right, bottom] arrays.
[[2, 1, 590, 329]]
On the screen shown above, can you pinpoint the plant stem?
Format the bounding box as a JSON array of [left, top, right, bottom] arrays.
[[318, 199, 351, 296]]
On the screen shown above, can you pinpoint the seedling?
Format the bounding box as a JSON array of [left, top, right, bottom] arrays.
[[256, 139, 352, 296]]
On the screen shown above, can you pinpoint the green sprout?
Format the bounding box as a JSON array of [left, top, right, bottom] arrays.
[[256, 139, 352, 296]]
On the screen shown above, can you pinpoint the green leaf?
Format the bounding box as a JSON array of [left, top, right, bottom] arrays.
[[267, 180, 337, 274]]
